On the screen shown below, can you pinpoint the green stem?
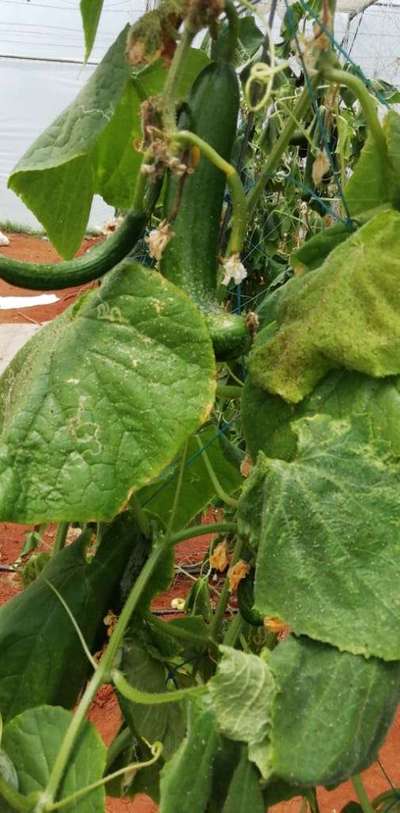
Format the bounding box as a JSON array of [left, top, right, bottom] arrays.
[[47, 743, 162, 811], [216, 384, 243, 399], [112, 669, 208, 704], [210, 535, 244, 642], [39, 439, 190, 810], [172, 130, 248, 255], [352, 774, 375, 813], [132, 148, 153, 211], [169, 522, 237, 547], [162, 25, 195, 133], [323, 68, 386, 154], [223, 0, 240, 63], [196, 436, 239, 509], [53, 523, 69, 556], [247, 77, 320, 217], [0, 775, 36, 812], [39, 536, 174, 810]]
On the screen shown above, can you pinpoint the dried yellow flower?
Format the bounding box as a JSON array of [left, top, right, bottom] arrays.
[[210, 540, 230, 572], [228, 560, 251, 593]]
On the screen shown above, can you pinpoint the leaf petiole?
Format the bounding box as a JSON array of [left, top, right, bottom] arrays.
[[112, 669, 208, 705], [171, 130, 248, 256]]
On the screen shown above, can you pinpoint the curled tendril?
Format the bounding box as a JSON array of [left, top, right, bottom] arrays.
[[244, 31, 289, 113]]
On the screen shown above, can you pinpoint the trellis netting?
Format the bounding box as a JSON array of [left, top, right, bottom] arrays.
[[1, 0, 400, 231]]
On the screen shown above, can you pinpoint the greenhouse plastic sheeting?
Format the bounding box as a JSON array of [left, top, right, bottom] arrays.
[[0, 57, 113, 231]]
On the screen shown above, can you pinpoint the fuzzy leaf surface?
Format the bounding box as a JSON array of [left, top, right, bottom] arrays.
[[269, 636, 400, 786], [209, 646, 276, 778], [0, 261, 215, 522], [239, 415, 400, 660], [250, 210, 400, 403], [3, 706, 106, 813], [242, 370, 400, 462]]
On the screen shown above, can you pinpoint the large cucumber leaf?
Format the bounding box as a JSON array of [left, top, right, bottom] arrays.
[[0, 261, 215, 523], [139, 424, 243, 531], [268, 636, 400, 787], [239, 415, 400, 660], [208, 641, 400, 789], [209, 646, 276, 779], [242, 370, 400, 462], [80, 0, 104, 61], [0, 514, 135, 722], [250, 210, 400, 403], [2, 706, 106, 813], [8, 34, 208, 256], [9, 28, 131, 258], [344, 111, 400, 215], [159, 701, 220, 813]]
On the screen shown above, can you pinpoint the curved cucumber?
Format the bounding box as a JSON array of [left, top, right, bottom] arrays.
[[237, 572, 264, 627], [0, 208, 146, 290], [161, 61, 249, 359], [161, 61, 240, 303]]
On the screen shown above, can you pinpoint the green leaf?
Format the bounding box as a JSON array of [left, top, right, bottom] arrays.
[[268, 636, 400, 786], [3, 705, 106, 812], [8, 28, 130, 258], [159, 701, 220, 813], [209, 646, 276, 778], [239, 415, 400, 660], [222, 747, 264, 813], [140, 425, 242, 531], [0, 752, 18, 792], [291, 220, 355, 273], [9, 40, 208, 252], [94, 49, 208, 210], [344, 111, 400, 215], [0, 515, 135, 721], [242, 369, 400, 463], [118, 638, 186, 760], [250, 210, 400, 403], [80, 0, 104, 61], [0, 261, 215, 522], [94, 80, 143, 210]]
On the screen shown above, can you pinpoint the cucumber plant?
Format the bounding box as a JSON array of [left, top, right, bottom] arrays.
[[0, 0, 399, 811]]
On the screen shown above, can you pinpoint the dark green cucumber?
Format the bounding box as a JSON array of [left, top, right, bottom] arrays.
[[161, 62, 249, 359], [0, 208, 146, 290], [237, 572, 263, 627]]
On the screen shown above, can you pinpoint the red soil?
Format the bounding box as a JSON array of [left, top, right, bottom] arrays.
[[0, 233, 399, 813]]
